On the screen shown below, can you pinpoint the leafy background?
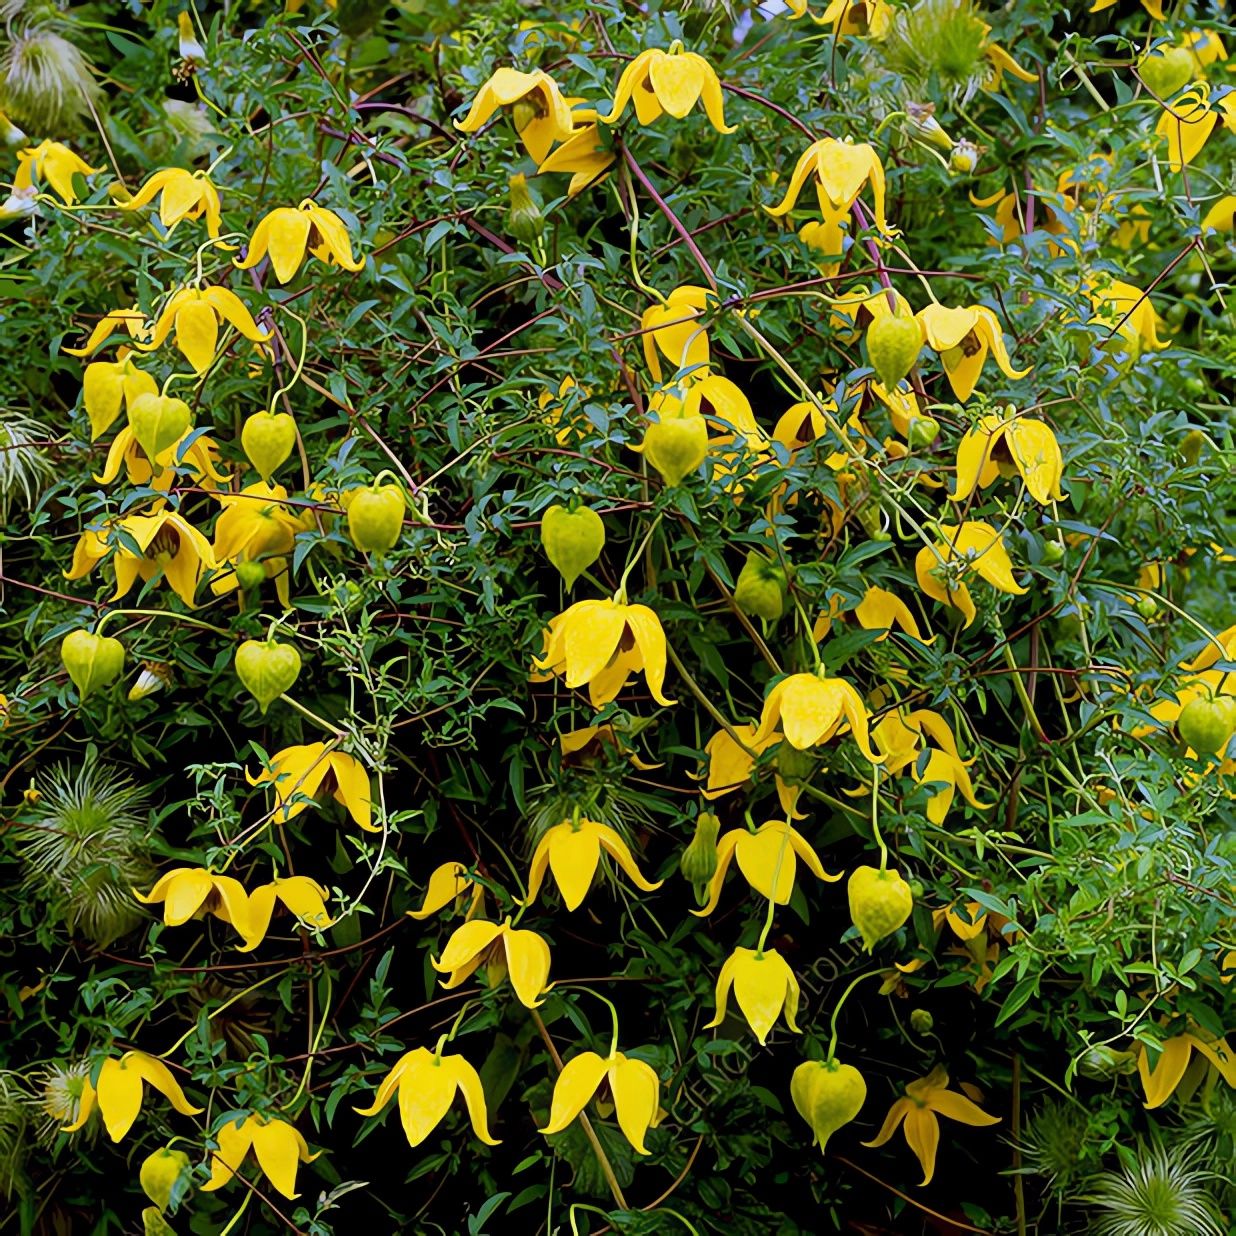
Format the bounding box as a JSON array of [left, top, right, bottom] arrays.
[[0, 0, 1234, 1233]]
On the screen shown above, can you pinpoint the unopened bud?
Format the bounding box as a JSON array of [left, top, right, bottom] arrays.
[[906, 102, 953, 150], [507, 173, 544, 244]]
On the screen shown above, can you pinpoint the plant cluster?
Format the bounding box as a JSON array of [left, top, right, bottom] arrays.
[[0, 0, 1234, 1233]]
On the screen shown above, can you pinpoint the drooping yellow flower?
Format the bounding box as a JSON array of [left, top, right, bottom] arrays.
[[705, 946, 801, 1045], [431, 917, 551, 1008], [641, 285, 714, 382], [202, 1114, 318, 1199], [239, 876, 333, 952], [65, 508, 216, 609], [15, 139, 100, 204], [134, 867, 252, 941], [209, 481, 301, 608], [455, 67, 576, 162], [235, 200, 365, 284], [765, 138, 888, 257], [916, 303, 1028, 402], [864, 1066, 999, 1185], [138, 286, 270, 374], [914, 520, 1027, 628], [1154, 86, 1220, 172], [540, 1049, 661, 1153], [525, 817, 662, 911], [1136, 1025, 1236, 1108], [1090, 0, 1163, 18], [211, 482, 300, 565], [951, 410, 1064, 505], [1086, 278, 1170, 356], [537, 120, 615, 196], [81, 355, 157, 440], [531, 598, 675, 707], [752, 671, 881, 760], [699, 723, 780, 798], [559, 724, 662, 770], [828, 284, 909, 342], [697, 724, 802, 819], [354, 1047, 499, 1148], [792, 1059, 868, 1152], [95, 426, 229, 492], [806, 0, 893, 37], [899, 899, 1009, 992], [63, 305, 149, 358], [694, 819, 839, 916], [407, 861, 480, 920], [983, 41, 1039, 92], [599, 45, 733, 133], [117, 167, 222, 237], [62, 1051, 202, 1142], [871, 706, 990, 824], [1202, 195, 1236, 233], [813, 585, 932, 644], [246, 742, 374, 831]]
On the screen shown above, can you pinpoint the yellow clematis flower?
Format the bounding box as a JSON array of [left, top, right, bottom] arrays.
[[697, 724, 803, 818], [699, 723, 780, 798], [15, 139, 100, 204], [235, 200, 365, 284], [803, 0, 893, 37], [951, 410, 1064, 505], [1090, 0, 1163, 17], [64, 305, 149, 358], [765, 138, 888, 257], [1090, 277, 1172, 363], [599, 44, 733, 133], [65, 508, 216, 609], [869, 705, 989, 824], [117, 167, 222, 237], [1202, 194, 1236, 233], [455, 67, 576, 163], [525, 817, 662, 911], [752, 670, 881, 760], [540, 1049, 661, 1153], [239, 875, 333, 952], [354, 1046, 499, 1148], [202, 1114, 318, 1200], [641, 285, 714, 382], [246, 742, 374, 831], [81, 355, 157, 440], [560, 724, 662, 770], [537, 121, 615, 196], [694, 819, 839, 916], [813, 585, 932, 644], [531, 597, 675, 707], [211, 481, 300, 564], [134, 867, 252, 941], [914, 520, 1026, 628], [828, 284, 909, 342], [1154, 86, 1226, 172], [95, 426, 229, 492], [983, 41, 1039, 92], [138, 285, 270, 374], [431, 917, 551, 1007], [705, 946, 801, 1045], [407, 860, 480, 920], [864, 1066, 999, 1185], [1136, 1025, 1236, 1108], [62, 1051, 202, 1142], [916, 302, 1028, 403]]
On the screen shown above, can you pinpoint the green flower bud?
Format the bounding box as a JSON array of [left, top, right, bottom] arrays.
[[507, 173, 544, 244]]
